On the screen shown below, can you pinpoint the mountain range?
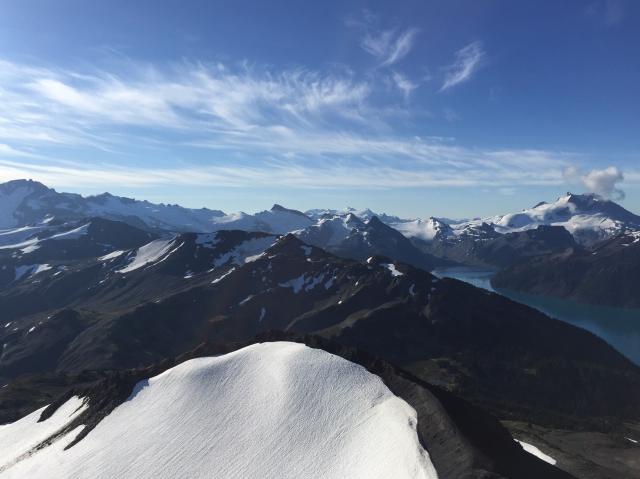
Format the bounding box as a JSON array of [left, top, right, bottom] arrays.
[[1, 179, 639, 479], [3, 180, 639, 243]]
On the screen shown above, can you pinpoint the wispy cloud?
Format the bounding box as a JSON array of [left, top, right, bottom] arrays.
[[440, 41, 485, 92], [0, 56, 605, 193], [0, 157, 568, 190], [346, 10, 419, 68], [361, 28, 420, 67], [391, 72, 419, 99]]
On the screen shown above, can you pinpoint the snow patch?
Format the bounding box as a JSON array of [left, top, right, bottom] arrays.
[[279, 274, 306, 294], [194, 233, 219, 247], [515, 439, 556, 465], [213, 236, 276, 268], [49, 224, 90, 240], [13, 264, 51, 281], [117, 238, 179, 274], [382, 263, 403, 277], [238, 295, 254, 306], [98, 250, 125, 261], [211, 268, 235, 284], [279, 273, 325, 293]]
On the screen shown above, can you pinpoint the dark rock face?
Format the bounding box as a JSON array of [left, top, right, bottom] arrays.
[[415, 225, 577, 268], [492, 231, 640, 308], [3, 334, 575, 479], [2, 232, 638, 431]]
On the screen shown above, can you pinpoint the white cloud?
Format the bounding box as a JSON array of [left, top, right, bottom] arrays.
[[440, 41, 485, 91], [583, 166, 625, 199], [361, 28, 420, 67], [564, 165, 627, 199]]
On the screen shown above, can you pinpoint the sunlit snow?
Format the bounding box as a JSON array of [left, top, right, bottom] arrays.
[[0, 342, 438, 479]]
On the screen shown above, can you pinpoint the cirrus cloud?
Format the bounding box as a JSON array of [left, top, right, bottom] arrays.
[[0, 56, 616, 195], [440, 41, 485, 92]]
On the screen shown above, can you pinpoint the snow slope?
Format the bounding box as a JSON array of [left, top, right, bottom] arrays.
[[0, 342, 438, 479], [0, 396, 87, 474], [116, 237, 180, 274]]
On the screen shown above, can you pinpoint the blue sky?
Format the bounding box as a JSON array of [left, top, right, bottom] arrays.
[[0, 0, 638, 218]]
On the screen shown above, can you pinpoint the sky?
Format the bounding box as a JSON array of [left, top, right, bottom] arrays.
[[0, 0, 638, 219]]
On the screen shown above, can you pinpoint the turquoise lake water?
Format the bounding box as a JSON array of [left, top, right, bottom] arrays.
[[433, 267, 640, 365]]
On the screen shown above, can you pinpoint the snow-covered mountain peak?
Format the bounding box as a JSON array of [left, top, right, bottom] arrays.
[[389, 216, 454, 242], [0, 342, 438, 479], [453, 192, 640, 245]]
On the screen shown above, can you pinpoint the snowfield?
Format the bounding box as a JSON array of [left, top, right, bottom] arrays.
[[0, 342, 438, 479]]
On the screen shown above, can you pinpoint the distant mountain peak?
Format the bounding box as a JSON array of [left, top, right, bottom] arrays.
[[270, 204, 309, 218], [0, 178, 50, 194]]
